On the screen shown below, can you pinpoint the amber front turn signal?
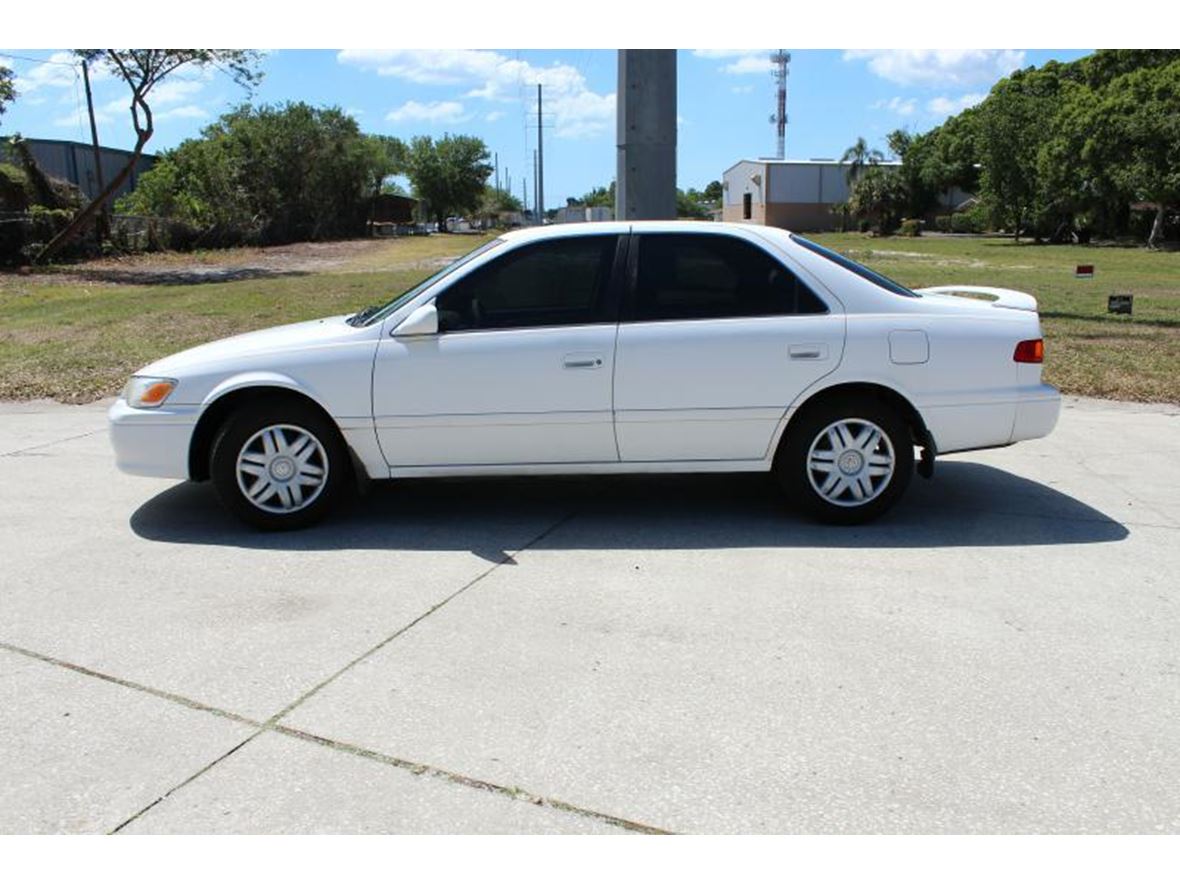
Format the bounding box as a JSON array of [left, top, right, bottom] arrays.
[[123, 376, 177, 409]]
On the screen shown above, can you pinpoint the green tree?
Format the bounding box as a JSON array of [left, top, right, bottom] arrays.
[[886, 129, 913, 160], [405, 134, 492, 232], [702, 180, 723, 204], [363, 134, 407, 197], [579, 182, 615, 208], [481, 186, 523, 214], [848, 166, 909, 234], [840, 136, 884, 187], [976, 66, 1061, 240], [676, 188, 710, 219], [121, 102, 394, 243], [37, 50, 263, 262], [0, 65, 15, 121], [1062, 60, 1180, 247]]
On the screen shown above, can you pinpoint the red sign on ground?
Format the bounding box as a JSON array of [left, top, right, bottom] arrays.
[[1076, 264, 1095, 278]]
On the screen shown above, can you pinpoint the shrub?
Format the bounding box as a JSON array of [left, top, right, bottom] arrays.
[[899, 218, 922, 237], [0, 163, 31, 211]]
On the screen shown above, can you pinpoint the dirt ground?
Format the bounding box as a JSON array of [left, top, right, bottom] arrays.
[[16, 237, 471, 287]]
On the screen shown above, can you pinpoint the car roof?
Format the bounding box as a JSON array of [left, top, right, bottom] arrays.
[[498, 220, 796, 245]]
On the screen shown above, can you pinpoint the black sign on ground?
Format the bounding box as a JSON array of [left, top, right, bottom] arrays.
[[1108, 294, 1133, 315]]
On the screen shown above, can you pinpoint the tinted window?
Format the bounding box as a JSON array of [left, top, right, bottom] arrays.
[[436, 235, 618, 331], [789, 233, 919, 298], [630, 234, 828, 322]]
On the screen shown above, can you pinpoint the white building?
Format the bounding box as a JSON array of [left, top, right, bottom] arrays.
[[721, 159, 970, 231], [554, 205, 614, 224]]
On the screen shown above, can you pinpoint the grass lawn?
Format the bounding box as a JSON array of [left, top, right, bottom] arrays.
[[0, 234, 497, 402], [810, 233, 1180, 403], [0, 230, 1177, 404]]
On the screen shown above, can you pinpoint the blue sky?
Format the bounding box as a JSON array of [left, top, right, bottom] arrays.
[[1, 48, 1091, 208]]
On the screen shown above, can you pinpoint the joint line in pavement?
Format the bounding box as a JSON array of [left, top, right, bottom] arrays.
[[1, 511, 672, 834]]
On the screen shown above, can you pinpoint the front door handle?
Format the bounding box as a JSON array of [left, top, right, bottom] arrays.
[[563, 352, 604, 369]]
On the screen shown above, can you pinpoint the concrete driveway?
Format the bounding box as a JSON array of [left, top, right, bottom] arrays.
[[1, 396, 1178, 834]]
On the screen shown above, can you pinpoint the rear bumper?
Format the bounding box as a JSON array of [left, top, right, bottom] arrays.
[[922, 384, 1061, 454], [1010, 385, 1062, 443], [108, 399, 200, 479]]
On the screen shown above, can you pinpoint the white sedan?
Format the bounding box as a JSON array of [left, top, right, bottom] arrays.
[[109, 221, 1061, 529]]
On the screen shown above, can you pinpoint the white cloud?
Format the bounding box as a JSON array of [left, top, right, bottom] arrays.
[[484, 110, 505, 122], [386, 99, 468, 125], [730, 85, 755, 95], [12, 52, 81, 93], [692, 50, 763, 59], [872, 96, 918, 116], [147, 78, 206, 106], [692, 49, 773, 76], [926, 92, 986, 116], [156, 104, 208, 121], [339, 49, 615, 139], [843, 49, 1025, 88], [722, 55, 772, 76]]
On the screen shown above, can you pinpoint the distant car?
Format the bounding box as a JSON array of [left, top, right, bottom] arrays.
[[110, 221, 1060, 529]]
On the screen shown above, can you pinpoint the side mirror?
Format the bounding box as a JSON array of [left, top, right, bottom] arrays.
[[392, 303, 438, 337]]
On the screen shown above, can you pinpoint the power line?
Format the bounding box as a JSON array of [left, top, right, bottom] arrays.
[[2, 52, 81, 68]]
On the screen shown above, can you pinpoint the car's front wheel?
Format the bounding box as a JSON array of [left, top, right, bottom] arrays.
[[774, 396, 914, 524], [209, 400, 347, 530]]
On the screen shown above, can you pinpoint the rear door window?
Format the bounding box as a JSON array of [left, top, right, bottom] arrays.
[[628, 234, 828, 322]]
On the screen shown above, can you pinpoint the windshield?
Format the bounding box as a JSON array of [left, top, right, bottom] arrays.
[[789, 234, 920, 299], [352, 238, 505, 326]]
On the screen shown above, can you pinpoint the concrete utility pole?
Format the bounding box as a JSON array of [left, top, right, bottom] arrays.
[[616, 50, 677, 221], [536, 83, 545, 224]]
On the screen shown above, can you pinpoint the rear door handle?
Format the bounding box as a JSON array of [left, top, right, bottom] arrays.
[[789, 343, 828, 360], [563, 352, 604, 369]]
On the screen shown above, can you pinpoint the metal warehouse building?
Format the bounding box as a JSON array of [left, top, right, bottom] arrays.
[[721, 158, 970, 231], [0, 137, 156, 201]]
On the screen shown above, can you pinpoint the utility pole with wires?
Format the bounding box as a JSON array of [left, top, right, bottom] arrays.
[[770, 50, 791, 160], [522, 81, 553, 227], [536, 83, 544, 224], [494, 152, 500, 193]]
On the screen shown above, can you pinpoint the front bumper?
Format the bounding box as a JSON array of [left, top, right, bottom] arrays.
[[108, 398, 201, 479]]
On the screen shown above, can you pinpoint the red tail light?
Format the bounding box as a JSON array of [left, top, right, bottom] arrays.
[[1014, 339, 1044, 363]]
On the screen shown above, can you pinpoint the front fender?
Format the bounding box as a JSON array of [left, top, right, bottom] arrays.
[[201, 371, 331, 412]]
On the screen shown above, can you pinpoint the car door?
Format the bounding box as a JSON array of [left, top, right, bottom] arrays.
[[613, 231, 845, 462], [372, 233, 625, 468]]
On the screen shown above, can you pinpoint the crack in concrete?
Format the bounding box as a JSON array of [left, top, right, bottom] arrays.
[[3, 510, 666, 835], [0, 429, 106, 458]]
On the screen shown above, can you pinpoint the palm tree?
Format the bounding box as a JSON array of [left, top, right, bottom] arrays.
[[840, 137, 885, 187]]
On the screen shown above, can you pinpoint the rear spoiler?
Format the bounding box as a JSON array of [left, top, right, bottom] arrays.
[[914, 285, 1039, 313]]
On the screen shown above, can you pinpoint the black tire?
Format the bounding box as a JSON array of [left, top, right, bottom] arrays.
[[773, 395, 914, 524], [209, 398, 348, 530]]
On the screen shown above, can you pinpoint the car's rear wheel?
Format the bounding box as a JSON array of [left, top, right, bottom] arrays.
[[209, 400, 347, 530], [774, 396, 914, 524]]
